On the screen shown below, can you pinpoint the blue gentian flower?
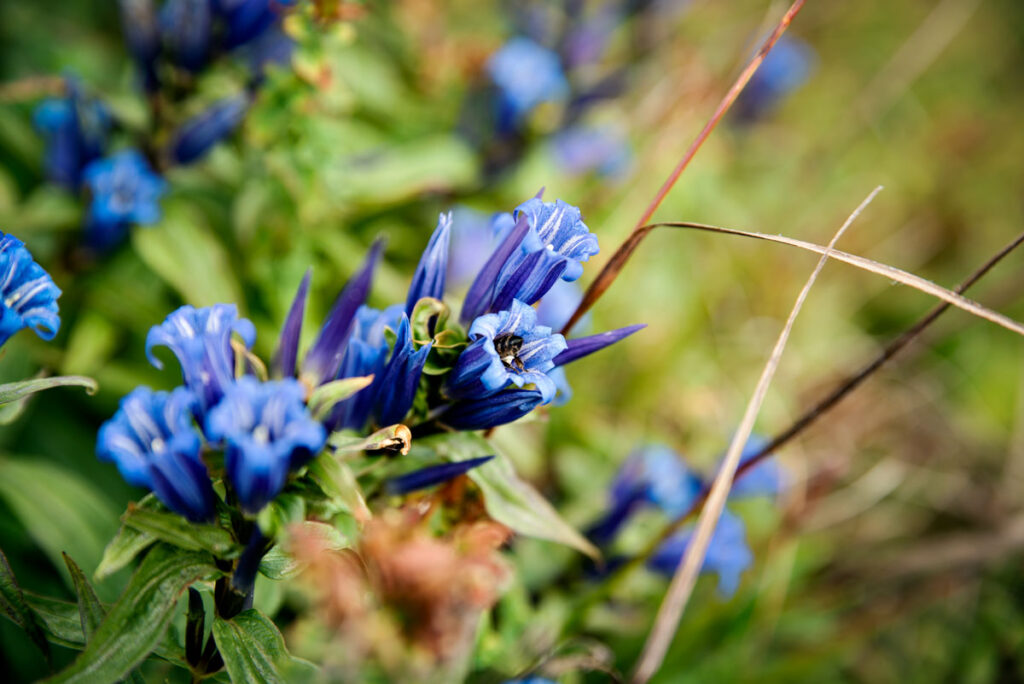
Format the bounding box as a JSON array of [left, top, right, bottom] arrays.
[[405, 212, 452, 317], [535, 279, 589, 335], [0, 233, 61, 348], [82, 149, 167, 248], [735, 35, 816, 123], [648, 510, 753, 597], [487, 37, 569, 129], [447, 299, 567, 404], [146, 303, 256, 412], [33, 86, 109, 190], [721, 435, 786, 499], [206, 377, 326, 514], [216, 0, 292, 49], [386, 456, 494, 495], [118, 0, 161, 91], [325, 304, 402, 431], [551, 125, 630, 178], [159, 0, 212, 72], [372, 315, 432, 427], [168, 95, 249, 165], [588, 446, 702, 545], [438, 389, 544, 431], [96, 386, 216, 522]]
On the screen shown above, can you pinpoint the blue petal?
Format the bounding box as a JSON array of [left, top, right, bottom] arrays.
[[460, 213, 530, 324], [373, 315, 432, 427], [648, 511, 753, 597], [386, 456, 494, 495], [272, 269, 311, 378], [0, 233, 61, 347], [553, 323, 645, 366], [405, 212, 452, 316], [438, 390, 544, 431]]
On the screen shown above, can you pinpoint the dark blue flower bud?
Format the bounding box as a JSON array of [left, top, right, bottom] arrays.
[[216, 0, 292, 49], [118, 0, 161, 91], [168, 96, 249, 165], [372, 315, 431, 427], [438, 390, 544, 431], [552, 323, 645, 366], [386, 456, 494, 495], [160, 0, 212, 73], [272, 269, 311, 378], [33, 84, 110, 190], [405, 212, 452, 317]]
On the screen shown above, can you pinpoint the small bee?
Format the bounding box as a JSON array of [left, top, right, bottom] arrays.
[[493, 332, 525, 372]]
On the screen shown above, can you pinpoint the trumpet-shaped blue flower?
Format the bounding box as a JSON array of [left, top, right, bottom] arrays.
[[205, 377, 326, 514], [552, 124, 631, 179], [373, 315, 432, 427], [447, 299, 566, 404], [720, 435, 786, 499], [82, 149, 167, 248], [169, 95, 249, 165], [0, 233, 61, 348], [438, 389, 544, 431], [405, 212, 452, 317], [33, 85, 109, 190], [146, 303, 256, 412], [735, 35, 815, 123], [487, 37, 568, 129], [160, 0, 212, 72], [648, 510, 753, 597], [96, 386, 216, 522]]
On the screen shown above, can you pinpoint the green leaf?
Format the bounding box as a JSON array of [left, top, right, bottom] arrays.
[[0, 375, 98, 406], [256, 493, 306, 539], [258, 521, 351, 580], [61, 554, 104, 642], [0, 457, 120, 583], [422, 433, 600, 560], [212, 609, 316, 684], [307, 375, 374, 421], [133, 201, 241, 307], [122, 504, 240, 558], [45, 545, 220, 683], [95, 495, 161, 582], [0, 548, 51, 664], [307, 454, 370, 522]]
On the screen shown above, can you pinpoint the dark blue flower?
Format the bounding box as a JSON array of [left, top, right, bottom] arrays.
[[216, 0, 292, 49], [325, 304, 402, 432], [438, 390, 544, 431], [33, 85, 109, 190], [487, 37, 569, 130], [405, 212, 452, 317], [735, 35, 816, 123], [243, 26, 295, 82], [302, 239, 383, 386], [0, 233, 61, 348], [648, 510, 753, 597], [373, 315, 432, 427], [118, 0, 161, 91], [386, 455, 494, 495], [82, 149, 167, 248], [96, 386, 216, 522], [146, 303, 256, 412], [721, 435, 786, 499], [160, 0, 212, 72], [168, 95, 249, 165], [205, 377, 326, 514], [551, 125, 630, 178], [447, 299, 566, 404], [272, 269, 310, 379]]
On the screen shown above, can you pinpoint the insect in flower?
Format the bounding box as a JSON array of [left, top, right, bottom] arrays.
[[493, 332, 525, 371]]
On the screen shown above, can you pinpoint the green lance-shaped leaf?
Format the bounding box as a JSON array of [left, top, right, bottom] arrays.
[[95, 494, 161, 581], [122, 504, 241, 558], [0, 375, 98, 407], [45, 544, 220, 683], [421, 433, 600, 560], [259, 521, 351, 581], [62, 554, 104, 641], [0, 547, 51, 664], [307, 453, 370, 522], [212, 609, 317, 684], [307, 375, 374, 421]]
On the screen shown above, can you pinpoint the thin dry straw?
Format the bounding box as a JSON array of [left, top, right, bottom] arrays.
[[561, 0, 808, 335], [631, 187, 883, 684]]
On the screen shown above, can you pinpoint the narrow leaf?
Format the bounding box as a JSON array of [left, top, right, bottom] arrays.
[[0, 548, 51, 664], [307, 454, 370, 522], [308, 375, 375, 421], [95, 494, 161, 581], [45, 545, 220, 683], [213, 609, 315, 684], [62, 554, 104, 641], [122, 505, 240, 558], [0, 375, 97, 406], [259, 521, 350, 580]]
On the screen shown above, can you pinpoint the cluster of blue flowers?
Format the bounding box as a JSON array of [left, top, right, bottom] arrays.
[[0, 232, 62, 348], [96, 194, 643, 522], [32, 1, 294, 249], [590, 439, 785, 597]]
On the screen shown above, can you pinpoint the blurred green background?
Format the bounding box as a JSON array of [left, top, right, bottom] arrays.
[[2, 0, 1024, 681]]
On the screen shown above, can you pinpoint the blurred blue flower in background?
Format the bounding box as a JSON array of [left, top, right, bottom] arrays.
[[33, 85, 110, 190], [82, 149, 167, 248], [159, 0, 212, 73], [169, 95, 250, 165], [487, 37, 569, 130], [217, 0, 294, 49], [734, 35, 816, 123], [206, 377, 326, 514], [535, 278, 589, 334], [648, 510, 754, 597], [96, 386, 216, 522], [447, 299, 567, 404], [721, 434, 786, 499], [118, 0, 161, 91], [446, 207, 505, 289], [0, 232, 61, 348], [551, 124, 631, 179], [146, 303, 256, 412]]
